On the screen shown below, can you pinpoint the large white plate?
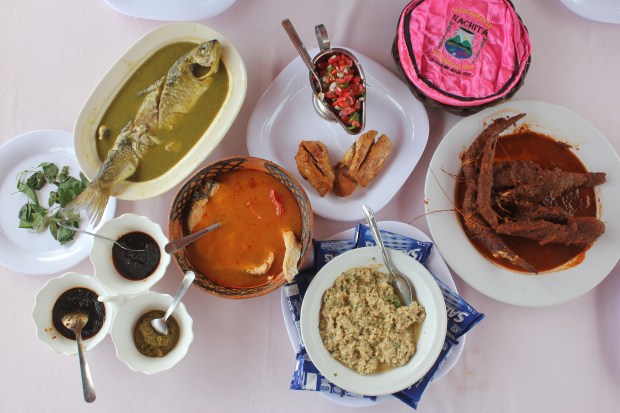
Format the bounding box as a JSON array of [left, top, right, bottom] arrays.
[[247, 47, 429, 222], [425, 100, 620, 307], [560, 0, 620, 24], [75, 22, 247, 200], [104, 0, 236, 21], [280, 221, 465, 406], [0, 130, 116, 275]]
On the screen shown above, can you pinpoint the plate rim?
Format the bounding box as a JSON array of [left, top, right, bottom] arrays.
[[559, 0, 620, 24], [104, 0, 237, 21]]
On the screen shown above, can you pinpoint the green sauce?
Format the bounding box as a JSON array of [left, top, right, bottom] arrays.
[[96, 42, 229, 182], [133, 310, 180, 357]]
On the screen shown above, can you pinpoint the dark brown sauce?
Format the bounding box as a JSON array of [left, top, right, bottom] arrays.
[[112, 231, 161, 280], [52, 287, 106, 340], [455, 130, 597, 273]]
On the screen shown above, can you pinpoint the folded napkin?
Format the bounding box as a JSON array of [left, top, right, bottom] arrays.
[[285, 224, 484, 409]]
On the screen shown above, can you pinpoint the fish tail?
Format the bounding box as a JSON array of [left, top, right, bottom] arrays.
[[65, 179, 112, 227]]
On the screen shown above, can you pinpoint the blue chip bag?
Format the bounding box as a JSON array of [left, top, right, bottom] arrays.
[[353, 223, 434, 264], [313, 239, 357, 272], [290, 351, 377, 401]]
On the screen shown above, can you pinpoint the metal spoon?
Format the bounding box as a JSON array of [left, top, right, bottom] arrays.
[[56, 222, 144, 252], [61, 310, 96, 403], [150, 271, 196, 335], [361, 204, 415, 306], [164, 222, 221, 254], [281, 19, 323, 92]]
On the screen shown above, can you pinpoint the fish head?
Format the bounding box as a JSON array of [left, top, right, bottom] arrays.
[[189, 40, 222, 83]]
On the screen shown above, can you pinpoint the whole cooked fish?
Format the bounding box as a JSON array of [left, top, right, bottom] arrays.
[[67, 40, 222, 225]]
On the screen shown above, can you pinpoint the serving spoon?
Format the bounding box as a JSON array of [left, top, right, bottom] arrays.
[[164, 222, 221, 254], [361, 204, 415, 306], [61, 310, 96, 403], [151, 271, 196, 335], [281, 19, 323, 92]]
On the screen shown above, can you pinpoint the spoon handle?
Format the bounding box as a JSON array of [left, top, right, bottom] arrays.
[[281, 19, 321, 86], [164, 222, 221, 254], [75, 333, 96, 403], [361, 205, 397, 280], [56, 222, 143, 252], [282, 19, 314, 70], [163, 271, 196, 322]]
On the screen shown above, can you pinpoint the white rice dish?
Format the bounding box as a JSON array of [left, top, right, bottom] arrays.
[[319, 266, 426, 375]]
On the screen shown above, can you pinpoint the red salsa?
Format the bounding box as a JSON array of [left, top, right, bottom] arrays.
[[316, 53, 365, 131]]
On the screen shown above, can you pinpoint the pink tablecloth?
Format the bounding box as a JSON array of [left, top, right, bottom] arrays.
[[0, 1, 618, 412]]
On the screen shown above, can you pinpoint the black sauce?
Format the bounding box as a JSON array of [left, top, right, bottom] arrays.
[[112, 231, 161, 280], [52, 287, 106, 340]]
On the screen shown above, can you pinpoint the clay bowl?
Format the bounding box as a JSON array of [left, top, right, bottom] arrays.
[[168, 156, 313, 298]]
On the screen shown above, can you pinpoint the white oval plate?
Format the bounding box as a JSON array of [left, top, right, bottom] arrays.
[[425, 100, 620, 307], [0, 130, 116, 275], [75, 22, 247, 200], [247, 47, 429, 222], [104, 0, 236, 21], [559, 0, 620, 24], [300, 247, 447, 396], [280, 221, 465, 406]]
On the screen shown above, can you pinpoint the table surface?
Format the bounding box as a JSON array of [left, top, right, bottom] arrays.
[[1, 1, 619, 412]]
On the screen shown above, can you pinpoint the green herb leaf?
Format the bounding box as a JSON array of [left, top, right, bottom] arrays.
[[15, 163, 84, 245], [39, 162, 59, 183], [16, 182, 39, 205], [18, 203, 47, 229], [57, 165, 70, 183], [26, 171, 46, 190], [384, 295, 402, 308], [55, 176, 86, 207]]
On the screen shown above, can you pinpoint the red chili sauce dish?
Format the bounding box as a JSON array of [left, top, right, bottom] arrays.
[[316, 53, 365, 132], [455, 120, 606, 274]]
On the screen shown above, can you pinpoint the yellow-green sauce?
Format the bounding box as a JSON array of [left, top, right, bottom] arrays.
[[96, 41, 229, 182], [133, 310, 180, 357]]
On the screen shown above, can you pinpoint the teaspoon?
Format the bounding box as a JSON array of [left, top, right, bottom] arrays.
[[164, 222, 221, 254], [61, 310, 96, 403], [361, 204, 415, 306], [56, 222, 144, 252], [150, 271, 195, 335]]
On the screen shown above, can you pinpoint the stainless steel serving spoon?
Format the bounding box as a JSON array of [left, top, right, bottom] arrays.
[[62, 310, 96, 403], [150, 271, 195, 335], [361, 204, 415, 306], [164, 222, 221, 254], [281, 19, 323, 92]]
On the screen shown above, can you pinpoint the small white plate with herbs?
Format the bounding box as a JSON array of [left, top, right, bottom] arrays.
[[0, 130, 116, 275]]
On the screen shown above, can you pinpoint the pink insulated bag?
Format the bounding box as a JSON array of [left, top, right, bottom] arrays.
[[393, 0, 531, 116]]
